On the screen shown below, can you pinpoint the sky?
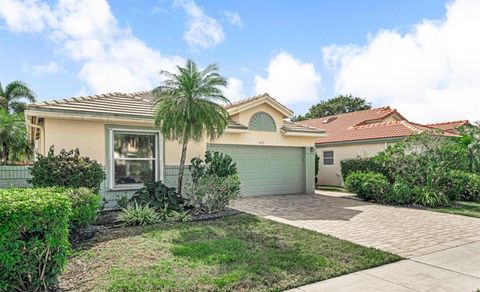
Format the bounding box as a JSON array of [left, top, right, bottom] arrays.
[[0, 0, 479, 123]]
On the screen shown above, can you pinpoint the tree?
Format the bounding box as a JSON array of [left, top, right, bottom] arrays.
[[0, 80, 36, 114], [152, 59, 230, 194], [458, 123, 480, 173], [292, 94, 371, 121], [0, 110, 31, 164]]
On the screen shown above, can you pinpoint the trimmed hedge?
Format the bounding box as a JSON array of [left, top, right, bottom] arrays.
[[344, 171, 391, 201], [29, 147, 106, 193], [439, 170, 480, 202], [0, 189, 71, 291], [57, 188, 101, 229], [340, 157, 391, 183]]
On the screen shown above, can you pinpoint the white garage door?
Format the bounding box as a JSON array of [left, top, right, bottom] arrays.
[[207, 144, 305, 196]]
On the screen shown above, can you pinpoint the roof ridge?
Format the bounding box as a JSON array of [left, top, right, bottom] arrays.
[[224, 93, 270, 109], [31, 91, 153, 107], [304, 106, 393, 122], [425, 120, 469, 126], [351, 120, 404, 129]]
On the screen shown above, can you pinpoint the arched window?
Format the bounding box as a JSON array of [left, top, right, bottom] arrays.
[[249, 112, 276, 132]]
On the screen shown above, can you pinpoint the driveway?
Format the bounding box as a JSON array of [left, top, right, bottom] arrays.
[[232, 191, 480, 258], [233, 192, 480, 291]]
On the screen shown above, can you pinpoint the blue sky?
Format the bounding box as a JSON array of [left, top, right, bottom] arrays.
[[1, 0, 479, 123]]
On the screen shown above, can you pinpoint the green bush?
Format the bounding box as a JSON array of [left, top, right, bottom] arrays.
[[344, 172, 391, 202], [341, 157, 392, 182], [49, 187, 101, 229], [439, 170, 480, 201], [129, 181, 184, 211], [117, 202, 160, 226], [65, 188, 101, 229], [29, 146, 106, 193], [190, 151, 238, 183], [186, 174, 241, 214], [414, 187, 449, 207], [0, 189, 71, 291], [385, 181, 414, 205]]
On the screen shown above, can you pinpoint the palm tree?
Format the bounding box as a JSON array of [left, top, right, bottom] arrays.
[[0, 80, 36, 114], [153, 59, 230, 194], [0, 110, 31, 164]]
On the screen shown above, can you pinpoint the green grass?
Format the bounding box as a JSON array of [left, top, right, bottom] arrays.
[[432, 201, 480, 218], [60, 214, 400, 292]]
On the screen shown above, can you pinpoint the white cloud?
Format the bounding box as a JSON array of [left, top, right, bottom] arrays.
[[222, 10, 242, 27], [255, 52, 321, 105], [29, 61, 60, 75], [175, 0, 225, 49], [0, 0, 184, 94], [0, 0, 54, 33], [223, 77, 245, 102], [324, 0, 480, 123]]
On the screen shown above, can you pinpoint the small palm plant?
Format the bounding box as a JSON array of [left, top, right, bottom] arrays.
[[0, 110, 32, 164], [0, 81, 36, 114], [152, 59, 230, 194]]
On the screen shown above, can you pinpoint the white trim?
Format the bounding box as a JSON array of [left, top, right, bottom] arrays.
[[107, 127, 164, 190], [25, 109, 153, 124]]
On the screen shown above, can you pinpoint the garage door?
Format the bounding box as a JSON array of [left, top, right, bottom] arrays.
[[207, 144, 305, 196]]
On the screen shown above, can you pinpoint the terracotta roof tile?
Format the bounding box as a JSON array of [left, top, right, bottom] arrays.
[[426, 120, 469, 133], [299, 107, 458, 144]]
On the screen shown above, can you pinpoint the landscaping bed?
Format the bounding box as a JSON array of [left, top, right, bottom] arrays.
[[59, 214, 400, 292]]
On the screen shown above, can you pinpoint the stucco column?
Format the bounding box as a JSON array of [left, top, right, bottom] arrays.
[[304, 147, 315, 194]]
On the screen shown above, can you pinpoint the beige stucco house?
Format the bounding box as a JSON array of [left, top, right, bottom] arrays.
[[300, 107, 466, 187], [25, 92, 325, 207]]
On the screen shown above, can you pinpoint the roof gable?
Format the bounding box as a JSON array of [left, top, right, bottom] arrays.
[[225, 93, 294, 118]]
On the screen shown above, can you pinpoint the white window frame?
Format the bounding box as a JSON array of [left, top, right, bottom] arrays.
[[108, 128, 164, 190], [323, 150, 334, 165]]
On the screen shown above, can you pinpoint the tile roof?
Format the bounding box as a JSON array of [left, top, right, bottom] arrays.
[[425, 120, 469, 133], [28, 91, 321, 134], [281, 120, 325, 134], [299, 107, 458, 145], [29, 92, 155, 118], [225, 93, 294, 115]]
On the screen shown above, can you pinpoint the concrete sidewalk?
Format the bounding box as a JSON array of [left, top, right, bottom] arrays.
[[289, 241, 480, 292]]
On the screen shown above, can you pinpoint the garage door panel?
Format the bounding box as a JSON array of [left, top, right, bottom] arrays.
[[207, 144, 304, 196]]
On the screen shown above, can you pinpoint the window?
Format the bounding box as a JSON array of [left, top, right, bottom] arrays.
[[249, 112, 276, 132], [109, 129, 161, 189], [323, 151, 334, 165]]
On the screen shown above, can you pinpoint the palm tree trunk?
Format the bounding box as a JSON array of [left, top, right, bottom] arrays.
[[177, 136, 189, 195]]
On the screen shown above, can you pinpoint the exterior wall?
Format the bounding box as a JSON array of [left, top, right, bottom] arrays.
[[37, 102, 318, 207], [316, 142, 391, 186], [43, 118, 205, 165]]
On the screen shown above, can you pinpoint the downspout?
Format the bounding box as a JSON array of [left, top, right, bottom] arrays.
[[27, 119, 45, 158]]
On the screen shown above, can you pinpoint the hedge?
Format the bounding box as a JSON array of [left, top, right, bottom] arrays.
[[340, 157, 391, 182], [344, 171, 391, 201], [0, 189, 71, 291]]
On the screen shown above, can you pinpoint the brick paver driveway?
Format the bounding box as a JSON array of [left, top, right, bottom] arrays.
[[232, 192, 480, 258]]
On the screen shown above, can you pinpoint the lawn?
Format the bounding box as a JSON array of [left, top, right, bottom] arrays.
[[316, 185, 349, 193], [432, 201, 480, 218], [60, 214, 400, 291]]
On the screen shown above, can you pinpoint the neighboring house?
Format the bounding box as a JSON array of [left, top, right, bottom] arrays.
[[25, 92, 325, 207], [299, 107, 463, 187]]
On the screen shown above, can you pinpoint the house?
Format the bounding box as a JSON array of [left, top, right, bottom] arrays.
[[299, 107, 463, 187], [25, 92, 325, 207]]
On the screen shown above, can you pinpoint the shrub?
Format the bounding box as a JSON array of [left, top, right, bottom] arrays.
[[341, 157, 392, 182], [129, 181, 184, 211], [157, 206, 192, 222], [190, 151, 238, 183], [414, 187, 449, 207], [117, 202, 160, 226], [385, 181, 414, 205], [0, 188, 71, 291], [186, 174, 241, 214], [117, 195, 129, 209], [344, 172, 391, 202], [29, 146, 106, 193], [65, 188, 101, 229], [439, 170, 480, 201]]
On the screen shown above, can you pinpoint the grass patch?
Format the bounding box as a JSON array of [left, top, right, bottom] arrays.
[[60, 214, 400, 291], [432, 201, 480, 218]]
